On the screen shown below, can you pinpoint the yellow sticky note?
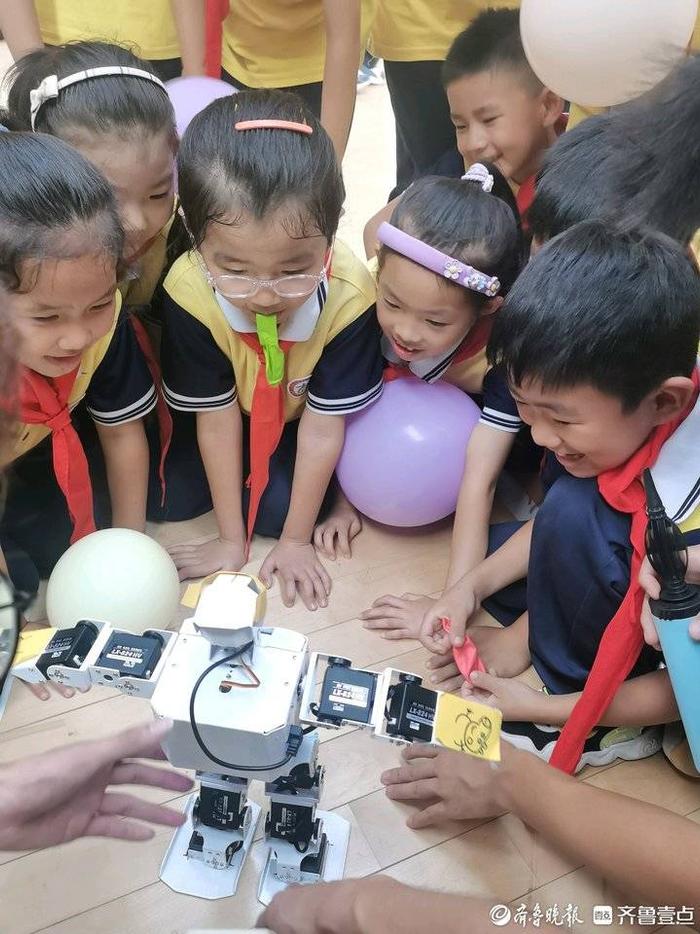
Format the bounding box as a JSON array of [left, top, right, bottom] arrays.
[[434, 691, 502, 762], [14, 628, 56, 666]]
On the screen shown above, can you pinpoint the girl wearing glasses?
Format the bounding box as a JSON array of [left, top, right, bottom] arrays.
[[160, 89, 383, 610]]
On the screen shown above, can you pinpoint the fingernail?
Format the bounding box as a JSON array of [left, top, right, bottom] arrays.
[[430, 675, 437, 683], [39, 691, 49, 700]]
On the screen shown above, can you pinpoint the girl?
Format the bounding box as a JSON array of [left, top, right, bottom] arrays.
[[349, 163, 528, 639], [0, 132, 155, 650], [160, 89, 384, 609], [4, 41, 178, 309]]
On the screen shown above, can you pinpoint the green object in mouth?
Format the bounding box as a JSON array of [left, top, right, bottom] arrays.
[[255, 313, 285, 386]]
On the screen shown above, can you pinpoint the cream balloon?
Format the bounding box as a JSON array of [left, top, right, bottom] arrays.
[[46, 529, 181, 633], [520, 0, 697, 107]]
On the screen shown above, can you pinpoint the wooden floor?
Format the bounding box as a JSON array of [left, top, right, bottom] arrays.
[[2, 512, 700, 933]]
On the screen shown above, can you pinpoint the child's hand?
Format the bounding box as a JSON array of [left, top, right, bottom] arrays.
[[361, 593, 434, 640], [461, 671, 547, 722], [313, 502, 362, 560], [168, 536, 247, 581], [259, 538, 331, 611], [425, 650, 464, 693], [22, 680, 89, 702], [419, 578, 480, 653]]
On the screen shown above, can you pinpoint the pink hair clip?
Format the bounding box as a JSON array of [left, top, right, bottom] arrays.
[[234, 119, 313, 135]]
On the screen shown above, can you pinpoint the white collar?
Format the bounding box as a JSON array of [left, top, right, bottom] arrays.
[[381, 331, 468, 382], [651, 365, 700, 524], [215, 278, 328, 342]]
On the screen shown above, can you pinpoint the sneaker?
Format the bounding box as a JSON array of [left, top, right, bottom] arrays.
[[501, 720, 663, 773]]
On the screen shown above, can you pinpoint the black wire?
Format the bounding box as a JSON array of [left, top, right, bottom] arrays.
[[189, 640, 293, 773], [302, 725, 317, 735]]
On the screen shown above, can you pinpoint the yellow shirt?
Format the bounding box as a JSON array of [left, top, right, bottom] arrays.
[[369, 0, 519, 63], [222, 0, 376, 88], [35, 0, 180, 61], [163, 239, 376, 420]]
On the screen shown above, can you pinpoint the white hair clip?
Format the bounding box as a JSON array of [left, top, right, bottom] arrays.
[[29, 66, 167, 131], [462, 162, 495, 193]]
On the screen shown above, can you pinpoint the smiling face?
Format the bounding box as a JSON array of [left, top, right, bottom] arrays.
[[198, 204, 329, 325], [446, 68, 561, 185], [376, 252, 486, 362], [10, 243, 118, 378], [510, 378, 692, 477], [74, 129, 175, 263]]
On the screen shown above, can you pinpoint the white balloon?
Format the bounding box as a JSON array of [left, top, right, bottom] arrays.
[[520, 0, 698, 107], [46, 529, 181, 633]]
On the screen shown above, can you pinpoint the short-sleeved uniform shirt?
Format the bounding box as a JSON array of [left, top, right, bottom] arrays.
[[381, 333, 521, 435], [160, 239, 384, 421], [14, 297, 157, 462], [34, 0, 180, 60], [222, 0, 377, 87]]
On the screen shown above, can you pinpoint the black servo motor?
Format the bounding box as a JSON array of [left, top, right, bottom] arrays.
[[36, 620, 99, 678], [385, 673, 437, 742], [96, 630, 164, 680], [317, 657, 378, 726]]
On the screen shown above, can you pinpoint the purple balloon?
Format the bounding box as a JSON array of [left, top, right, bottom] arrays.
[[166, 76, 236, 137], [337, 377, 481, 527]]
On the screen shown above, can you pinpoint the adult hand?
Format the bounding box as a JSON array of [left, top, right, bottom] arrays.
[[259, 538, 331, 610], [168, 536, 247, 581], [381, 743, 509, 829], [0, 718, 193, 850]]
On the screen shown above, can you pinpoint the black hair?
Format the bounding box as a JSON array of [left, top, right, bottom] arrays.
[[528, 114, 620, 242], [379, 162, 524, 306], [177, 89, 343, 247], [487, 221, 700, 411], [443, 8, 542, 91], [0, 132, 123, 292], [603, 53, 700, 246], [3, 41, 175, 143]]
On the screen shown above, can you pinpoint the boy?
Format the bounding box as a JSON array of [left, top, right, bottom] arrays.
[[363, 8, 561, 262], [422, 222, 700, 773]]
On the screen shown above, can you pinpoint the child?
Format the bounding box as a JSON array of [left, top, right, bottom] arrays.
[[0, 132, 155, 605], [324, 164, 529, 637], [160, 89, 384, 610], [0, 0, 205, 81], [425, 222, 700, 772], [4, 41, 178, 309], [363, 7, 563, 257]]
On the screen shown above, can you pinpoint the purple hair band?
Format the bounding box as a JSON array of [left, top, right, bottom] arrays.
[[376, 222, 500, 298]]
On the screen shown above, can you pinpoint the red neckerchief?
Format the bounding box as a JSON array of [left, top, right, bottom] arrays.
[[517, 114, 569, 230], [238, 332, 294, 551], [128, 316, 173, 507], [205, 0, 229, 76], [18, 367, 96, 543], [384, 315, 493, 383], [550, 370, 700, 774]]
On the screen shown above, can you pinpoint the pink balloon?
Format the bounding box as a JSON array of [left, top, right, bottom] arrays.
[[166, 76, 236, 137], [337, 377, 481, 527]]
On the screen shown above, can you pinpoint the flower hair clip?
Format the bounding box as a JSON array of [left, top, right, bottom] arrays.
[[462, 162, 494, 193], [377, 222, 500, 298]]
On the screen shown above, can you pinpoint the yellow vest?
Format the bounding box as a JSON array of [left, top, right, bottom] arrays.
[[222, 0, 377, 88], [369, 0, 519, 63], [163, 239, 375, 420], [35, 0, 180, 60], [13, 295, 122, 460]]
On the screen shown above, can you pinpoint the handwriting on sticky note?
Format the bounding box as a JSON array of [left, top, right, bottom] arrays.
[[434, 691, 501, 761]]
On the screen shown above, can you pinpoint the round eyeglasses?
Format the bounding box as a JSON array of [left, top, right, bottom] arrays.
[[205, 268, 326, 302]]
